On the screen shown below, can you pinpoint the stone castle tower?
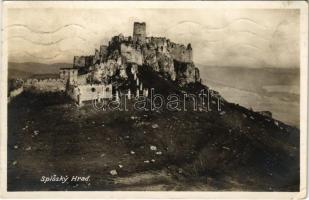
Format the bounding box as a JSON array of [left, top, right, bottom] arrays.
[[133, 22, 146, 43]]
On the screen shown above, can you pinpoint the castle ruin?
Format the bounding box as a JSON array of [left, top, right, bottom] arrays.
[[30, 22, 201, 106]]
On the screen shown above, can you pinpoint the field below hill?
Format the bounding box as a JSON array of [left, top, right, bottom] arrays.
[[198, 66, 300, 127], [8, 91, 299, 191]]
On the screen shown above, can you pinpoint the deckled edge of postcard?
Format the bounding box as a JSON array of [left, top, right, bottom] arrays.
[[0, 1, 307, 199]]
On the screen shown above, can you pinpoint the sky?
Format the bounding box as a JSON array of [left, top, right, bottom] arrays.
[[5, 7, 300, 68]]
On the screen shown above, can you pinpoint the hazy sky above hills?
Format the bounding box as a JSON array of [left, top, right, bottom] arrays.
[[5, 7, 299, 68]]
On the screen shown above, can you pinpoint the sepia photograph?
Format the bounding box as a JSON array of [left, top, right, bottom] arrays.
[[1, 1, 308, 199]]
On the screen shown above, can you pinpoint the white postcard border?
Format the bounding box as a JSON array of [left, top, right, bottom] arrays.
[[0, 1, 307, 199]]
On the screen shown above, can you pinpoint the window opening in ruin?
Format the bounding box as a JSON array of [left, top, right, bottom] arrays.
[[91, 87, 96, 92]]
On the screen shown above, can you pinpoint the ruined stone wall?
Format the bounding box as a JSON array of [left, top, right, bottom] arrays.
[[10, 87, 23, 97], [8, 87, 23, 103], [59, 69, 69, 80], [133, 22, 146, 43], [150, 37, 168, 53], [92, 60, 121, 83], [142, 45, 177, 81], [73, 56, 85, 68], [68, 84, 113, 105], [24, 79, 66, 93], [73, 56, 94, 68], [67, 86, 79, 102], [174, 60, 199, 85], [77, 73, 90, 85], [168, 43, 193, 63], [60, 68, 78, 85], [80, 84, 113, 102], [142, 47, 158, 69], [120, 43, 143, 65]]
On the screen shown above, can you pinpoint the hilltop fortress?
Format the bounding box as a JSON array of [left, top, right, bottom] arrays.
[[68, 22, 198, 82], [25, 22, 201, 106]]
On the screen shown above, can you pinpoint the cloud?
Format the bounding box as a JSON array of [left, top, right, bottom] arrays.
[[5, 8, 299, 68]]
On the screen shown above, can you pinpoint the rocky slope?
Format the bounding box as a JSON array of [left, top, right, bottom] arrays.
[[82, 34, 200, 88]]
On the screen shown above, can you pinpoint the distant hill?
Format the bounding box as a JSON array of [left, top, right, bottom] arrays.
[[8, 62, 72, 79], [8, 69, 33, 79]]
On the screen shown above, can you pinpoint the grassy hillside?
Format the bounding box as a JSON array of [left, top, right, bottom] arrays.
[[7, 66, 299, 191]]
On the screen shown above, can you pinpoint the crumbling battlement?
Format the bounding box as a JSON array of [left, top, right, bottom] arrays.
[[168, 43, 192, 63], [105, 24, 193, 65], [73, 55, 94, 69], [144, 37, 193, 63]]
